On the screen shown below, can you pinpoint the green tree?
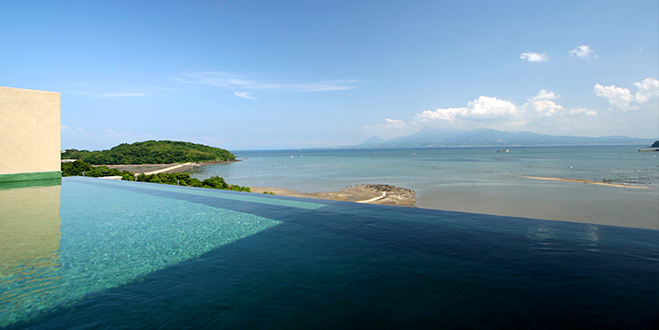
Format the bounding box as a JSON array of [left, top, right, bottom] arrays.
[[61, 160, 93, 176]]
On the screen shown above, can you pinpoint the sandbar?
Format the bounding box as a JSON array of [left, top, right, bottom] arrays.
[[520, 175, 650, 189], [250, 184, 417, 207]]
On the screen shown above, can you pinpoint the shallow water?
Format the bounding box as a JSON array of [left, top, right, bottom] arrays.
[[1, 177, 657, 329], [191, 146, 659, 228]]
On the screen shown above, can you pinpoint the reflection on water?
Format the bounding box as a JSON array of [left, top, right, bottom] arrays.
[[526, 223, 557, 251], [580, 225, 600, 252], [0, 182, 61, 324], [526, 223, 601, 252]]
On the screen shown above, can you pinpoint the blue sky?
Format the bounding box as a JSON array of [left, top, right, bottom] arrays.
[[2, 1, 658, 150]]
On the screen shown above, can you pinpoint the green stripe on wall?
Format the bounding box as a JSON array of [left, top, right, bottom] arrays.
[[0, 171, 62, 183], [0, 177, 61, 190]]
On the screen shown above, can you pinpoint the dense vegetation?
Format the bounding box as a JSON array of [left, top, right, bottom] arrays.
[[135, 173, 250, 192], [61, 160, 135, 180], [61, 140, 235, 165], [61, 160, 250, 192]]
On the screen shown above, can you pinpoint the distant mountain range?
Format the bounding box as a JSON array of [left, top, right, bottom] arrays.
[[355, 128, 655, 148]]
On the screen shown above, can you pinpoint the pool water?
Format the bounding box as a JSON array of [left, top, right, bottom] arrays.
[[1, 177, 657, 329]]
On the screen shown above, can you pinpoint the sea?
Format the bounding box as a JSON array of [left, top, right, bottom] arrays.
[[190, 145, 659, 229]]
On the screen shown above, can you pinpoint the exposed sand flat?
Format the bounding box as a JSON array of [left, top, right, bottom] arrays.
[[250, 184, 417, 207], [520, 175, 651, 189], [142, 162, 196, 175], [104, 163, 194, 174], [356, 192, 387, 203]]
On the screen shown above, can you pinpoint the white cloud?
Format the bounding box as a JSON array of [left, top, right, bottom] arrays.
[[365, 79, 657, 139], [568, 107, 598, 117], [173, 71, 358, 94], [594, 84, 634, 109], [384, 118, 406, 129], [594, 78, 659, 111], [569, 45, 598, 59], [415, 107, 467, 122], [633, 78, 659, 103], [524, 90, 563, 117], [520, 52, 549, 63], [382, 88, 611, 133], [234, 91, 258, 100], [469, 96, 518, 119], [416, 96, 518, 123], [528, 89, 559, 101]]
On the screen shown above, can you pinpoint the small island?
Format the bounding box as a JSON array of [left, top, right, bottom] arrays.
[[61, 140, 236, 164], [61, 140, 249, 191]]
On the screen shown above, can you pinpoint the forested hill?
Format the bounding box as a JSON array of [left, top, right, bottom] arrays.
[[61, 140, 236, 165]]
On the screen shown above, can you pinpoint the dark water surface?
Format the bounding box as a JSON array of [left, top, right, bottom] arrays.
[[1, 178, 657, 329]]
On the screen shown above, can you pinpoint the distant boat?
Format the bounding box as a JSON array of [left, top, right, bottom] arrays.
[[496, 149, 510, 153]]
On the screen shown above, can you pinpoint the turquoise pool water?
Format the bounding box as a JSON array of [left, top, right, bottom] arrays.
[[1, 177, 658, 329]]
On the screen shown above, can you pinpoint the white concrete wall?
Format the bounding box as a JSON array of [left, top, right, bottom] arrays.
[[0, 87, 61, 177]]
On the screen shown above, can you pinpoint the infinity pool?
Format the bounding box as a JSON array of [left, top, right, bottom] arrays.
[[1, 177, 657, 329]]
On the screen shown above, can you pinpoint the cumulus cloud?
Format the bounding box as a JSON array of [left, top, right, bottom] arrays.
[[569, 107, 598, 117], [524, 90, 563, 117], [520, 52, 549, 63], [384, 118, 406, 129], [468, 96, 519, 119], [633, 78, 659, 103], [569, 45, 598, 59], [415, 107, 466, 122], [594, 78, 659, 111], [389, 89, 606, 134], [234, 91, 258, 100], [366, 79, 658, 138], [416, 96, 519, 123]]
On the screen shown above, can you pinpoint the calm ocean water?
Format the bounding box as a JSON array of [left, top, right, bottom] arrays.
[[191, 145, 659, 229]]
